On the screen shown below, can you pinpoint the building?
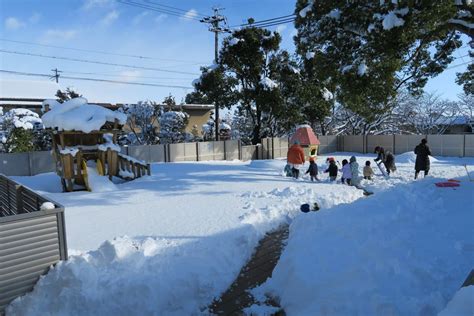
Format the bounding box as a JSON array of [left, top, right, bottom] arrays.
[[1, 79, 214, 135]]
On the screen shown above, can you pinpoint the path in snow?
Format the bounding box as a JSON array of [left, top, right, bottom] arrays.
[[210, 224, 288, 315]]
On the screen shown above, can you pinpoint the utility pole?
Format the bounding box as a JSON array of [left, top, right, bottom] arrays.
[[200, 7, 230, 141], [50, 68, 62, 83]]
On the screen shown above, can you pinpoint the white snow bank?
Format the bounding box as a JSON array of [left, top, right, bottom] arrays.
[[42, 97, 127, 133], [256, 174, 474, 315], [396, 151, 438, 164], [438, 286, 474, 316]]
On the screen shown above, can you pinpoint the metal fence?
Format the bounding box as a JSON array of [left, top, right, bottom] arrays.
[[0, 135, 473, 176], [0, 175, 67, 314]]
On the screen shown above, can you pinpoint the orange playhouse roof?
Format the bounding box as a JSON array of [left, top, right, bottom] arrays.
[[290, 125, 320, 146]]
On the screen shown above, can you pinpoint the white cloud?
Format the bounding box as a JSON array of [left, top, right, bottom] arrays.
[[29, 13, 41, 24], [181, 9, 197, 21], [101, 10, 119, 26], [5, 17, 25, 30], [275, 25, 287, 34], [155, 13, 167, 23], [40, 29, 77, 44], [132, 11, 149, 25], [83, 0, 113, 10]]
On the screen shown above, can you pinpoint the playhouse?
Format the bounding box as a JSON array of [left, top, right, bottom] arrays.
[[42, 98, 150, 192], [290, 124, 320, 160]]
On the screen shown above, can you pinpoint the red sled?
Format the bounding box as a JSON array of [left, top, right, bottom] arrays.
[[435, 182, 460, 187]]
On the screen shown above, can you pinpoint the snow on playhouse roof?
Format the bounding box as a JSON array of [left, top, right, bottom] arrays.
[[42, 97, 127, 133], [290, 124, 320, 146]]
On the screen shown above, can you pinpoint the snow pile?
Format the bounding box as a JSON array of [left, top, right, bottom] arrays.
[[98, 133, 121, 152], [396, 151, 438, 164], [438, 286, 474, 316], [255, 175, 474, 315], [2, 108, 42, 130], [59, 147, 79, 157], [321, 87, 334, 101], [260, 77, 278, 90], [42, 97, 127, 133]]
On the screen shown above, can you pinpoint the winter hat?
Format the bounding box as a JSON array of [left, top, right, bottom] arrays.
[[300, 203, 310, 213], [350, 156, 356, 163], [421, 139, 427, 144]]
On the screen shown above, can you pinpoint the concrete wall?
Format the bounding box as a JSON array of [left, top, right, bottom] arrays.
[[318, 136, 338, 154], [1, 135, 473, 176]]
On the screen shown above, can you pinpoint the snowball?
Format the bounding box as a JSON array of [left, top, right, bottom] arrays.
[[382, 11, 405, 30], [260, 77, 278, 89], [42, 97, 127, 133], [40, 202, 55, 211]]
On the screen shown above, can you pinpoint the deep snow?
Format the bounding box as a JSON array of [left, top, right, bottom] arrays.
[[6, 153, 474, 315]]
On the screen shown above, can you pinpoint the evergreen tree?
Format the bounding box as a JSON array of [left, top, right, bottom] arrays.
[[55, 87, 81, 103], [294, 0, 471, 120], [220, 25, 284, 144]]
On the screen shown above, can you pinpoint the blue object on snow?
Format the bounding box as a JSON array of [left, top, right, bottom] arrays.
[[300, 203, 310, 213]]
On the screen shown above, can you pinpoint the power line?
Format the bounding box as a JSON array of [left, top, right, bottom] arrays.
[[117, 0, 201, 21], [248, 18, 296, 29], [0, 49, 200, 75], [230, 14, 296, 28], [0, 38, 208, 64], [61, 70, 195, 80], [143, 0, 207, 17], [0, 69, 193, 89]]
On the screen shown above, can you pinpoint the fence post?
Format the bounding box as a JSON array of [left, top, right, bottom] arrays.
[[15, 185, 23, 214], [196, 142, 200, 161], [271, 137, 275, 159], [224, 140, 227, 161], [238, 140, 242, 160]]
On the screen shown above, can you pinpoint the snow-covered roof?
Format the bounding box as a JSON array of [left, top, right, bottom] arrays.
[[42, 97, 127, 133], [291, 125, 320, 145], [0, 79, 60, 99]]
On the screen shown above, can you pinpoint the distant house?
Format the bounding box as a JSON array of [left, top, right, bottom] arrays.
[[1, 79, 214, 135], [435, 116, 473, 134]]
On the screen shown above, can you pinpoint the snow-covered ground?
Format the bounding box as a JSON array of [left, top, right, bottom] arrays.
[[6, 152, 474, 315]]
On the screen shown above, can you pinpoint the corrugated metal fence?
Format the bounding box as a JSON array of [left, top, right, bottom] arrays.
[[0, 135, 473, 176], [0, 175, 67, 314]]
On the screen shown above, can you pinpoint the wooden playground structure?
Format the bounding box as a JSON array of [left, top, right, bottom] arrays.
[[49, 119, 150, 192]]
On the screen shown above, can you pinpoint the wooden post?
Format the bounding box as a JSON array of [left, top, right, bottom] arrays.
[[15, 185, 23, 214]]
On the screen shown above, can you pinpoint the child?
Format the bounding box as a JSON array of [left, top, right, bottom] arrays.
[[349, 156, 360, 186], [363, 160, 374, 180], [284, 164, 293, 177], [305, 160, 319, 182], [341, 159, 352, 185], [324, 159, 338, 181]]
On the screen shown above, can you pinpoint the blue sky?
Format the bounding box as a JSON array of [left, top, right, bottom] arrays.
[[0, 0, 470, 103]]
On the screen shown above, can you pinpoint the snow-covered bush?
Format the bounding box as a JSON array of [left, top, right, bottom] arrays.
[[158, 110, 189, 144], [1, 108, 43, 152], [119, 101, 160, 145]]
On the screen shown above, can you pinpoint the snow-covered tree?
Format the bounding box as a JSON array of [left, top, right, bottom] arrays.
[[56, 87, 81, 103], [294, 0, 471, 120], [1, 109, 42, 152], [221, 26, 287, 144], [119, 101, 160, 145], [158, 110, 189, 144]]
